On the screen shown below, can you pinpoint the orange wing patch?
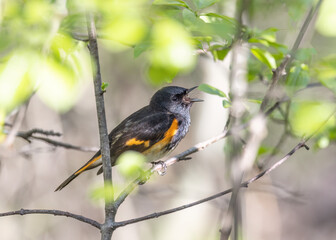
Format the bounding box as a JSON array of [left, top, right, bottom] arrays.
[[75, 154, 102, 175], [143, 118, 179, 156], [126, 138, 150, 147]]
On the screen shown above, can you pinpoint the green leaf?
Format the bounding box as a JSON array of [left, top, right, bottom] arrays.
[[222, 99, 231, 108], [150, 19, 195, 70], [147, 65, 178, 86], [101, 82, 109, 91], [90, 182, 115, 203], [250, 47, 277, 70], [182, 8, 199, 26], [286, 64, 310, 95], [193, 0, 219, 10], [199, 84, 227, 97], [257, 145, 274, 156], [247, 99, 262, 104], [134, 42, 151, 58], [258, 27, 278, 43], [314, 55, 336, 95], [316, 0, 336, 37], [116, 151, 147, 179], [153, 0, 189, 8], [290, 101, 336, 137]]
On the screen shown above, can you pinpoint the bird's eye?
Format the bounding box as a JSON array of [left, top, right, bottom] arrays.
[[171, 95, 178, 101]]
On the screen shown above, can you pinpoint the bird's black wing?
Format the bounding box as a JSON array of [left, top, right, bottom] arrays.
[[55, 106, 177, 191]]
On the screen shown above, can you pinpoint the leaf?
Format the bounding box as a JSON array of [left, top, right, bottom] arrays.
[[116, 151, 147, 179], [314, 55, 336, 95], [250, 47, 277, 70], [290, 101, 336, 137], [193, 0, 219, 10], [90, 182, 115, 203], [257, 145, 274, 156], [153, 0, 189, 8], [316, 0, 336, 37], [150, 19, 195, 70], [198, 84, 227, 97], [258, 27, 278, 43], [222, 99, 231, 108], [134, 42, 151, 58], [247, 99, 262, 104], [286, 64, 310, 95], [182, 8, 199, 26], [101, 82, 109, 91], [147, 65, 178, 86]]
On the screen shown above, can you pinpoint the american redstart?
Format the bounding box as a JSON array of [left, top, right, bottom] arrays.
[[55, 86, 202, 191]]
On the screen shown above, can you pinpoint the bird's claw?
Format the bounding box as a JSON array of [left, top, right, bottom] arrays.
[[152, 161, 167, 176]]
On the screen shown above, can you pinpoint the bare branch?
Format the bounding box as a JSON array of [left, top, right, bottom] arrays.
[[10, 128, 99, 152], [113, 141, 309, 228], [0, 208, 101, 229], [86, 12, 115, 240]]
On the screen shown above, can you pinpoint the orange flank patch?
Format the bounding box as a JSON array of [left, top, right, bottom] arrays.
[[143, 118, 178, 156], [75, 155, 102, 175], [126, 138, 150, 147]]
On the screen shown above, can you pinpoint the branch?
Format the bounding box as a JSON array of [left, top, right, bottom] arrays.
[[113, 141, 309, 228], [260, 0, 324, 112], [0, 208, 100, 229], [112, 128, 232, 212], [11, 128, 98, 152], [86, 13, 115, 240]]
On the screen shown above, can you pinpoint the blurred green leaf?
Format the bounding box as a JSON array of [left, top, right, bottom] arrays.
[[101, 82, 109, 91], [102, 16, 147, 46], [222, 99, 231, 108], [295, 48, 316, 62], [0, 51, 36, 113], [147, 65, 178, 86], [153, 0, 189, 8], [90, 182, 115, 203], [150, 18, 195, 70], [247, 99, 262, 104], [257, 145, 274, 156], [290, 101, 336, 137], [316, 0, 336, 37], [251, 47, 276, 70], [193, 0, 219, 10], [134, 42, 151, 58], [314, 55, 336, 95], [286, 64, 310, 95], [117, 151, 147, 179], [182, 8, 200, 26], [199, 83, 227, 97]]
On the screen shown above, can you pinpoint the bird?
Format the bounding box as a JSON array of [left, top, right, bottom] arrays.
[[55, 86, 202, 191]]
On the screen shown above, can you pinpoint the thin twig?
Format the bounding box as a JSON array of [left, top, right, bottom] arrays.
[[260, 0, 324, 112], [11, 128, 98, 152], [3, 104, 29, 147], [113, 141, 309, 228], [86, 12, 115, 240], [0, 208, 101, 229], [25, 136, 99, 152]]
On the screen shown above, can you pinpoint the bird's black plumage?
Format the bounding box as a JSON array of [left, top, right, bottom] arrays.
[[55, 86, 202, 191]]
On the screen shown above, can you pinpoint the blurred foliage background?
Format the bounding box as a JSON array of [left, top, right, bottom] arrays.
[[0, 0, 336, 239]]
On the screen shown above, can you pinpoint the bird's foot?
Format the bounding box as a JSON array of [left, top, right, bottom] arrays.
[[151, 160, 167, 176]]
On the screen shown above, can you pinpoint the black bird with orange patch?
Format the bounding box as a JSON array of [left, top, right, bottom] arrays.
[[55, 86, 202, 191]]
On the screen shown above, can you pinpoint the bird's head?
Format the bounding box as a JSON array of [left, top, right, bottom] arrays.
[[150, 86, 203, 114]]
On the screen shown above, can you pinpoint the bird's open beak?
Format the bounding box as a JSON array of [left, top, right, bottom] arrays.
[[186, 86, 203, 103]]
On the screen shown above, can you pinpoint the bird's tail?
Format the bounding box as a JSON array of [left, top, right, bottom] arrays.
[[55, 152, 102, 191]]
